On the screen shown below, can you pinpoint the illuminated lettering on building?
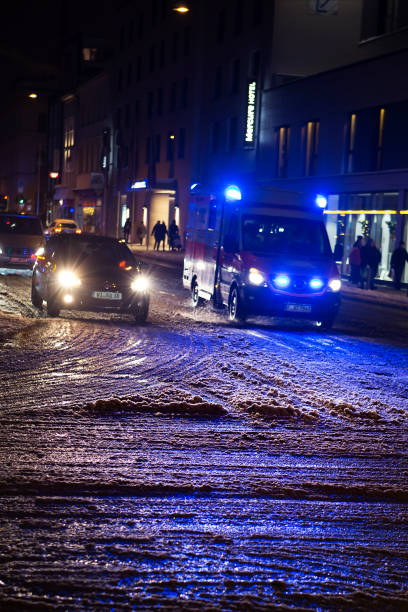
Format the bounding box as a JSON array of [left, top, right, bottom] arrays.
[[244, 80, 257, 148]]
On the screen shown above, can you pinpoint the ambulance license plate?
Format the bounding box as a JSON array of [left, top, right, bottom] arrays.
[[284, 303, 312, 313], [92, 291, 122, 300]]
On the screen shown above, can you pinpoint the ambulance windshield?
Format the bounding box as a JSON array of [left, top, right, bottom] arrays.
[[242, 215, 331, 257]]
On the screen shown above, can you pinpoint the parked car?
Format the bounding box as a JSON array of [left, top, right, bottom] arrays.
[[46, 218, 81, 236], [31, 234, 150, 322], [0, 213, 45, 268]]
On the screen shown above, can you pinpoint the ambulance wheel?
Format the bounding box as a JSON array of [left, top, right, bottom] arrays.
[[132, 296, 149, 323], [47, 299, 60, 317], [31, 281, 42, 309], [317, 315, 335, 330], [192, 280, 205, 308], [228, 286, 246, 324]]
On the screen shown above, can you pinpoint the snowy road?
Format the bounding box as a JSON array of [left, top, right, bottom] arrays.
[[0, 265, 407, 610]]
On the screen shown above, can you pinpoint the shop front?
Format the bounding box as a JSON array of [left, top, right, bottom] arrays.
[[324, 191, 407, 284], [77, 198, 103, 234], [130, 179, 177, 249]]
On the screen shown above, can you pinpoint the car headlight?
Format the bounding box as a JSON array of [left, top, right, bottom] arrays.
[[328, 278, 341, 292], [58, 270, 81, 288], [248, 267, 265, 286], [131, 276, 149, 292]]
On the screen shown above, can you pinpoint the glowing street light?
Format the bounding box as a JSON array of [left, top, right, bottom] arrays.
[[49, 172, 59, 179], [28, 93, 38, 99], [173, 4, 189, 13]]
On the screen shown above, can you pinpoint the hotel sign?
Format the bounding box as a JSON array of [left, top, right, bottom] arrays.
[[244, 80, 258, 148]]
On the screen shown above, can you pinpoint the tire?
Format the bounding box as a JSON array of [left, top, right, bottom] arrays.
[[192, 280, 205, 308], [31, 281, 42, 309], [133, 297, 149, 323], [228, 285, 247, 324]]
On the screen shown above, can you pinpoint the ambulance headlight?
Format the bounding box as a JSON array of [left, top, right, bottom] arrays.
[[248, 267, 265, 286], [58, 270, 81, 288], [131, 276, 149, 292], [328, 278, 341, 292], [274, 274, 290, 289], [309, 277, 324, 290]]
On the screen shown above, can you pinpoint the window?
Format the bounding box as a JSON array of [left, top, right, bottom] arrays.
[[149, 45, 155, 72], [178, 128, 186, 159], [145, 136, 151, 164], [119, 25, 125, 50], [227, 117, 238, 152], [172, 31, 179, 61], [167, 132, 175, 160], [170, 82, 177, 111], [159, 40, 165, 67], [253, 0, 263, 26], [234, 0, 243, 35], [181, 78, 189, 108], [250, 50, 260, 79], [231, 59, 240, 94], [138, 11, 144, 36], [345, 113, 357, 173], [147, 92, 154, 119], [184, 26, 191, 56], [117, 68, 123, 92], [361, 0, 408, 39], [214, 66, 222, 99], [128, 19, 134, 45], [64, 118, 74, 171], [302, 120, 319, 176], [127, 62, 132, 87], [212, 121, 221, 153], [134, 100, 140, 123], [155, 135, 161, 162], [157, 88, 163, 116], [275, 126, 290, 178], [125, 104, 130, 127], [217, 8, 226, 42], [376, 107, 386, 170], [136, 56, 142, 81]]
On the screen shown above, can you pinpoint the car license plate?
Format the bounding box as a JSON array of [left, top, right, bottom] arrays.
[[284, 303, 312, 313], [92, 291, 122, 300], [10, 257, 24, 263]]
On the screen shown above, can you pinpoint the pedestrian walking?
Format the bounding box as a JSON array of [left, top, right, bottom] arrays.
[[157, 221, 167, 251], [390, 241, 408, 291], [168, 220, 180, 251], [136, 221, 146, 245], [349, 236, 363, 285], [123, 218, 131, 243], [151, 220, 161, 250], [360, 238, 381, 290]]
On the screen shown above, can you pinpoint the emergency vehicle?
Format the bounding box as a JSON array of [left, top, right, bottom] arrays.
[[183, 184, 341, 328]]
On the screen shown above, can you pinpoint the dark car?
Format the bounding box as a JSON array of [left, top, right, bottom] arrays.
[[0, 213, 45, 268], [31, 234, 149, 322]]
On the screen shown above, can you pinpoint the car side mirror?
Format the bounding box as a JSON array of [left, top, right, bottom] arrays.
[[223, 234, 238, 253]]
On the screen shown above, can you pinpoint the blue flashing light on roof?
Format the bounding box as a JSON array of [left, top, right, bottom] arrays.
[[315, 194, 328, 209], [190, 183, 200, 192], [224, 185, 242, 201]]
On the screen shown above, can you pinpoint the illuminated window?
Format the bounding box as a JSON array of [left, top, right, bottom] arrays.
[[302, 120, 319, 176], [63, 118, 75, 171], [377, 107, 386, 170], [275, 126, 290, 178], [345, 113, 357, 173]]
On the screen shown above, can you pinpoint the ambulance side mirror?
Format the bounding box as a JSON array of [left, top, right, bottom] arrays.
[[223, 234, 238, 253]]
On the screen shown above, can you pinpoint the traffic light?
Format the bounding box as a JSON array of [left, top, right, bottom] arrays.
[[0, 194, 8, 211]]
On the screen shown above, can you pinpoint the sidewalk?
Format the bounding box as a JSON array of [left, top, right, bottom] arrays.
[[129, 244, 408, 310]]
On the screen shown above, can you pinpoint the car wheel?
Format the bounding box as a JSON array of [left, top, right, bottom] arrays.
[[228, 285, 246, 324], [192, 280, 205, 308], [31, 281, 42, 309], [133, 297, 149, 323]]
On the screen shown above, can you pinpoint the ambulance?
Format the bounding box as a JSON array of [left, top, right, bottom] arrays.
[[182, 184, 341, 328]]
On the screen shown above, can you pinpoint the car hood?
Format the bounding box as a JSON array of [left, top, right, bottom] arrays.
[[0, 235, 45, 248]]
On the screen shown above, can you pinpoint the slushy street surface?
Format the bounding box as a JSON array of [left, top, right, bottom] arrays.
[[0, 263, 407, 610]]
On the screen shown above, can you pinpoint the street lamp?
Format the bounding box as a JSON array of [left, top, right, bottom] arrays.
[[173, 3, 189, 13], [28, 93, 38, 99]]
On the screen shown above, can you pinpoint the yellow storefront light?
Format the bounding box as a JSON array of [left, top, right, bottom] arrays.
[[323, 210, 398, 215]]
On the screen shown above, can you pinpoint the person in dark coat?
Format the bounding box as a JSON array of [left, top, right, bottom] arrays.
[[390, 241, 408, 291], [123, 218, 131, 243], [168, 220, 180, 251], [360, 238, 381, 290], [156, 221, 167, 251], [151, 221, 161, 250], [348, 236, 363, 285]]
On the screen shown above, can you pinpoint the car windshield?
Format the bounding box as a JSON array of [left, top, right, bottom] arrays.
[[0, 216, 42, 236], [50, 237, 136, 267], [242, 214, 332, 257]]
